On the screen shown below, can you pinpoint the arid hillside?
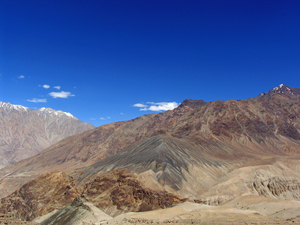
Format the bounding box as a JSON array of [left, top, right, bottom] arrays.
[[1, 84, 300, 223]]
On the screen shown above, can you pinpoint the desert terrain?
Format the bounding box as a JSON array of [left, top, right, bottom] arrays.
[[1, 84, 300, 225]]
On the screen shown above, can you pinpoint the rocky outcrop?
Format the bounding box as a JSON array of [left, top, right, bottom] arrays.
[[253, 177, 300, 200], [0, 172, 79, 221], [0, 169, 185, 221], [35, 197, 112, 225], [80, 169, 185, 217]]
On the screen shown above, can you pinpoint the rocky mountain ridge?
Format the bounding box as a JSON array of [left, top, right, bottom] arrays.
[[0, 101, 94, 168], [1, 84, 300, 222], [0, 102, 29, 112]]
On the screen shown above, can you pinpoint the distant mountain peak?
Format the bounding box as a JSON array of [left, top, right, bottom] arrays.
[[0, 101, 94, 168], [252, 84, 300, 101], [0, 101, 77, 119], [271, 84, 293, 94]]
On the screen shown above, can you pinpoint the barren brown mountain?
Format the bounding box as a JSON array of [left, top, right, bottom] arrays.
[[1, 84, 300, 223], [0, 102, 94, 168]]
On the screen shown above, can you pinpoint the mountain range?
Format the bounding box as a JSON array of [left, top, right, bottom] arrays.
[[1, 84, 300, 224], [0, 102, 94, 168]]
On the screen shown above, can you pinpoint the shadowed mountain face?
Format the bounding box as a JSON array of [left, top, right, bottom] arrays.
[[1, 84, 300, 221], [177, 99, 206, 109], [0, 102, 94, 168], [35, 197, 112, 225], [75, 135, 238, 196], [81, 135, 207, 179]]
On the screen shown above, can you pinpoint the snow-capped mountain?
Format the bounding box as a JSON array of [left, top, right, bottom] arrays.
[[0, 101, 29, 113], [252, 84, 300, 101], [0, 101, 94, 168]]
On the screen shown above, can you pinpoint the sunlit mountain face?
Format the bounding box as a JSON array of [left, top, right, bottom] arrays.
[[0, 101, 94, 168]]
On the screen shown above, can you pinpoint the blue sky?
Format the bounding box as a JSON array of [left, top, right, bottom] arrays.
[[1, 0, 299, 126]]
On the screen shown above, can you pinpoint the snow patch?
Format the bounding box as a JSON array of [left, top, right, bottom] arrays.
[[38, 107, 76, 119], [271, 84, 295, 95], [0, 101, 29, 112], [273, 84, 284, 91]]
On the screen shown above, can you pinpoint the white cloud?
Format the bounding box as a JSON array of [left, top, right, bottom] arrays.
[[54, 86, 61, 90], [18, 75, 25, 79], [133, 103, 147, 108], [100, 117, 111, 120], [134, 101, 179, 112], [49, 91, 75, 98], [120, 113, 124, 115], [27, 98, 47, 103], [43, 84, 50, 89], [91, 118, 96, 120]]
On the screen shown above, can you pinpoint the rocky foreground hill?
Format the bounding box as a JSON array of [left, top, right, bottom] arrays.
[[0, 102, 94, 168], [1, 84, 300, 224]]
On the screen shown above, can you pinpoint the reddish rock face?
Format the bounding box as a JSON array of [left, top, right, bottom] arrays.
[[0, 169, 185, 221], [82, 169, 185, 216], [0, 172, 79, 221]]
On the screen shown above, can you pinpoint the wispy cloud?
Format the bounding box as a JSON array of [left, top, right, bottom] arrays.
[[100, 117, 111, 120], [91, 118, 96, 120], [43, 84, 50, 89], [120, 113, 124, 115], [54, 86, 61, 90], [18, 75, 25, 79], [27, 98, 47, 103], [134, 101, 179, 111], [49, 91, 75, 98]]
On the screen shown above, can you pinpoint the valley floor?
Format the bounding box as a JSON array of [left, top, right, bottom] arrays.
[[105, 202, 300, 225], [33, 199, 300, 225]]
